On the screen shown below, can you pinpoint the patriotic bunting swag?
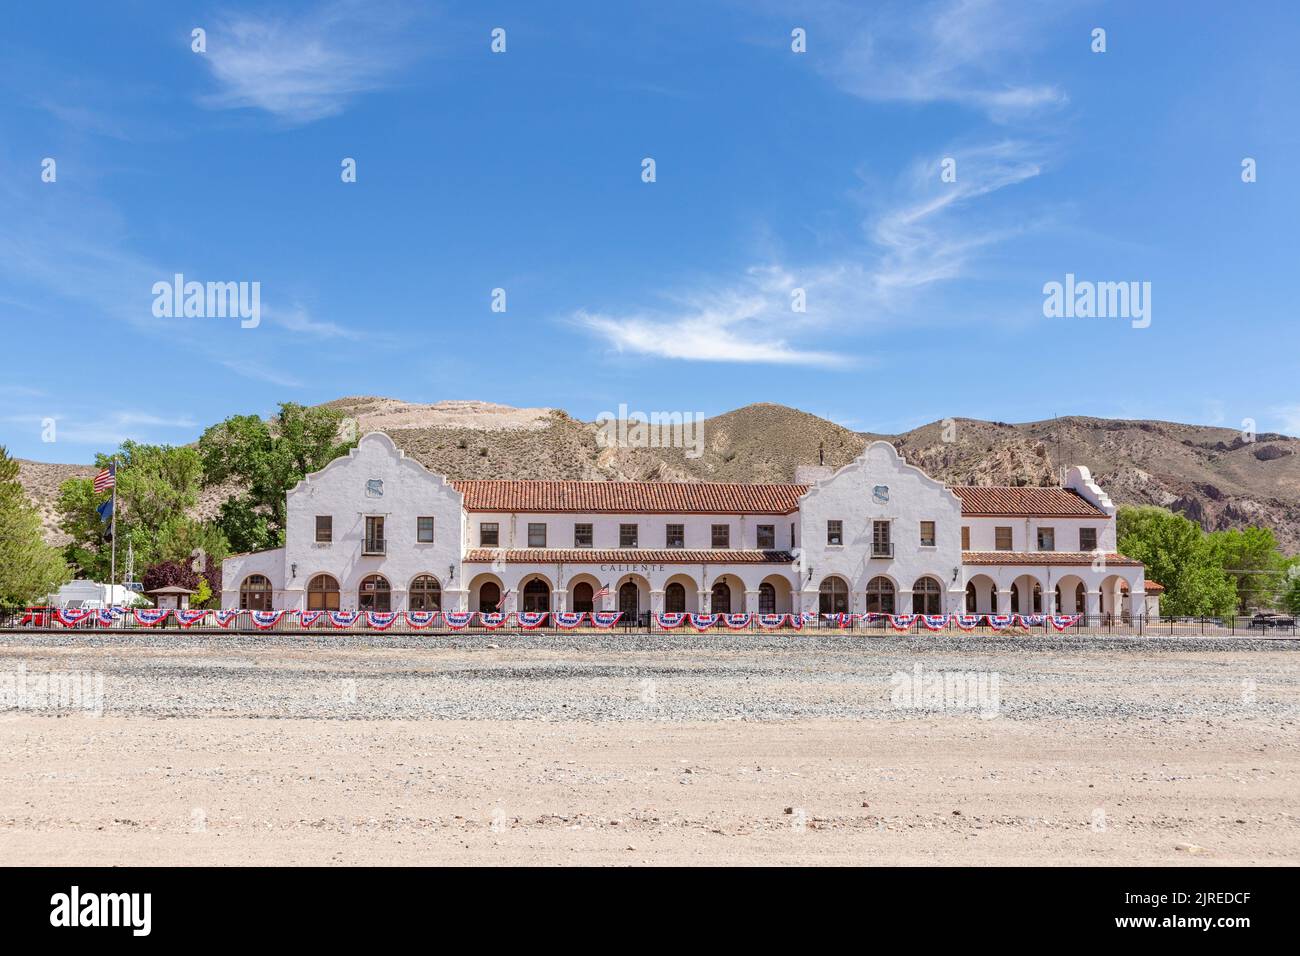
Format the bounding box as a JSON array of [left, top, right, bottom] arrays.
[[94, 608, 120, 626], [213, 609, 240, 628], [133, 609, 170, 627], [365, 611, 400, 630], [824, 612, 855, 629], [328, 611, 361, 628], [174, 609, 209, 628], [299, 610, 325, 627], [250, 610, 286, 630], [688, 613, 718, 631], [722, 613, 752, 630], [590, 611, 622, 629], [404, 611, 438, 629], [954, 614, 982, 631], [517, 612, 548, 630], [985, 614, 1014, 631], [920, 614, 950, 631], [756, 613, 788, 629], [1050, 614, 1081, 631], [888, 614, 918, 631], [55, 608, 95, 627], [655, 612, 685, 630], [788, 612, 816, 630], [553, 612, 586, 629], [1016, 614, 1046, 628], [479, 612, 510, 630], [442, 611, 475, 630]]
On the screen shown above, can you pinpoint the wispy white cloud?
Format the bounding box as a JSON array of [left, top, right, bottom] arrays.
[[220, 358, 305, 389], [2, 410, 198, 448], [820, 0, 1068, 121], [198, 0, 426, 124], [262, 304, 362, 340], [576, 140, 1046, 366]]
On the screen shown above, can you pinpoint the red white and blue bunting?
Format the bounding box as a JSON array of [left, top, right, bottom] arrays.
[[889, 614, 918, 632], [1016, 614, 1046, 628], [442, 611, 475, 630], [1049, 614, 1081, 631], [985, 614, 1014, 631], [405, 610, 438, 629], [788, 612, 816, 630], [954, 614, 982, 631], [687, 613, 718, 631], [823, 612, 855, 629], [655, 612, 686, 629], [590, 611, 623, 629], [133, 608, 170, 627], [213, 609, 240, 628], [54, 608, 95, 627], [757, 613, 788, 629], [174, 609, 210, 628], [554, 612, 586, 629], [919, 614, 950, 631], [365, 611, 400, 630], [299, 610, 326, 627], [328, 610, 361, 628], [250, 610, 286, 630], [479, 612, 510, 630], [722, 613, 752, 630], [517, 611, 548, 630]]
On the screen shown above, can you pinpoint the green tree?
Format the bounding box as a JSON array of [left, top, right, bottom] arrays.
[[1206, 526, 1285, 613], [56, 441, 204, 580], [0, 446, 71, 604], [199, 402, 355, 552], [1116, 506, 1237, 617]]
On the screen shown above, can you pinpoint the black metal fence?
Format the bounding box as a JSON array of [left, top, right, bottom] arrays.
[[2, 607, 1297, 638]]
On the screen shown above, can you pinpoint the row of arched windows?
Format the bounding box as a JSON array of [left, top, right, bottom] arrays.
[[239, 574, 443, 612], [817, 576, 944, 614], [963, 581, 1088, 613]]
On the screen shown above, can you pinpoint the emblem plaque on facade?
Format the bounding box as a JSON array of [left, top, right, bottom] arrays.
[[872, 485, 889, 503], [366, 478, 384, 498]]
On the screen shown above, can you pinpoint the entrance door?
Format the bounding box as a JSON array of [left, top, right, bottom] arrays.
[[710, 580, 731, 614], [618, 581, 639, 618]]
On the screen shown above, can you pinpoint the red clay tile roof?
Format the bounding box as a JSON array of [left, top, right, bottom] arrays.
[[452, 480, 807, 514], [1144, 579, 1165, 592], [963, 551, 1141, 567], [451, 479, 1107, 518], [950, 486, 1106, 517], [464, 548, 796, 564]]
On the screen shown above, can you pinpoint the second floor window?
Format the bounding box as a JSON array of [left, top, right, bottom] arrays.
[[827, 520, 843, 546], [528, 522, 547, 547], [666, 524, 684, 548], [364, 516, 385, 554], [1079, 527, 1097, 551], [1037, 527, 1055, 551], [620, 523, 638, 548], [995, 526, 1013, 551], [757, 524, 775, 549], [961, 526, 970, 550], [872, 520, 891, 556], [480, 522, 499, 547], [712, 524, 730, 548], [919, 521, 936, 547], [416, 516, 435, 543], [574, 523, 593, 548], [315, 515, 332, 543]]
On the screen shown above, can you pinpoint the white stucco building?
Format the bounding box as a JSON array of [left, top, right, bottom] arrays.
[[222, 432, 1148, 620]]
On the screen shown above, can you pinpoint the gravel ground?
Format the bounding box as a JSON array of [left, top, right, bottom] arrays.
[[1, 632, 1296, 864]]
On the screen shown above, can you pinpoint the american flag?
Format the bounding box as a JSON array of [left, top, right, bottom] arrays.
[[93, 463, 116, 493], [594, 582, 610, 598], [495, 588, 511, 611]]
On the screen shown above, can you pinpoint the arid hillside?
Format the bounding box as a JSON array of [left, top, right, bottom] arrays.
[[18, 397, 1300, 552]]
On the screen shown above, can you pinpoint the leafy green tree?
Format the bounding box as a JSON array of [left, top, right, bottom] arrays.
[[1116, 506, 1237, 617], [0, 446, 72, 604], [1280, 564, 1300, 616], [200, 402, 355, 552], [56, 441, 205, 580], [1206, 526, 1285, 613]]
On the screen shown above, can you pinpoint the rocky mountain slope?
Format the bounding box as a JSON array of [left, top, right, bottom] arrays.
[[18, 398, 1300, 552]]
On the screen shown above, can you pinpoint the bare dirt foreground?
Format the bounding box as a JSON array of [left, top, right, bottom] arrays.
[[0, 632, 1297, 866]]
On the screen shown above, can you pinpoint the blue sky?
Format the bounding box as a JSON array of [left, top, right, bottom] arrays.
[[2, 0, 1298, 463]]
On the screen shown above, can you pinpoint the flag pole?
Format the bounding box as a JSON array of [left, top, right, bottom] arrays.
[[109, 458, 117, 598]]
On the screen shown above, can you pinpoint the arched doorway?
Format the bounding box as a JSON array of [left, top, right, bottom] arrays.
[[572, 581, 594, 613], [307, 574, 340, 611], [965, 581, 977, 612], [912, 577, 943, 614], [866, 576, 895, 614], [409, 575, 441, 611], [618, 581, 639, 618], [522, 578, 550, 612], [359, 574, 391, 611], [240, 574, 272, 611], [758, 582, 776, 614], [710, 580, 732, 614], [479, 581, 501, 613], [665, 582, 687, 613], [819, 576, 849, 614]]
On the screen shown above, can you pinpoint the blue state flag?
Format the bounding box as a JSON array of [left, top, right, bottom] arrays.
[[96, 499, 113, 524]]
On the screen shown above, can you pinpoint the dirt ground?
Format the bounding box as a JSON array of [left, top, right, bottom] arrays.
[[1, 637, 1296, 865]]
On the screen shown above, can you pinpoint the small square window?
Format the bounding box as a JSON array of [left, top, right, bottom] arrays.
[[920, 521, 936, 547], [1037, 527, 1055, 552], [480, 522, 499, 547], [666, 524, 684, 548], [995, 527, 1012, 551], [417, 516, 435, 543], [757, 524, 775, 549], [1079, 527, 1097, 552], [711, 524, 730, 548], [827, 520, 843, 546], [528, 522, 547, 548], [574, 523, 593, 548], [619, 523, 638, 548], [315, 515, 332, 543]]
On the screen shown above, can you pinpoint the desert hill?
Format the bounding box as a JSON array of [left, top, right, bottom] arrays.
[[18, 398, 1300, 552]]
